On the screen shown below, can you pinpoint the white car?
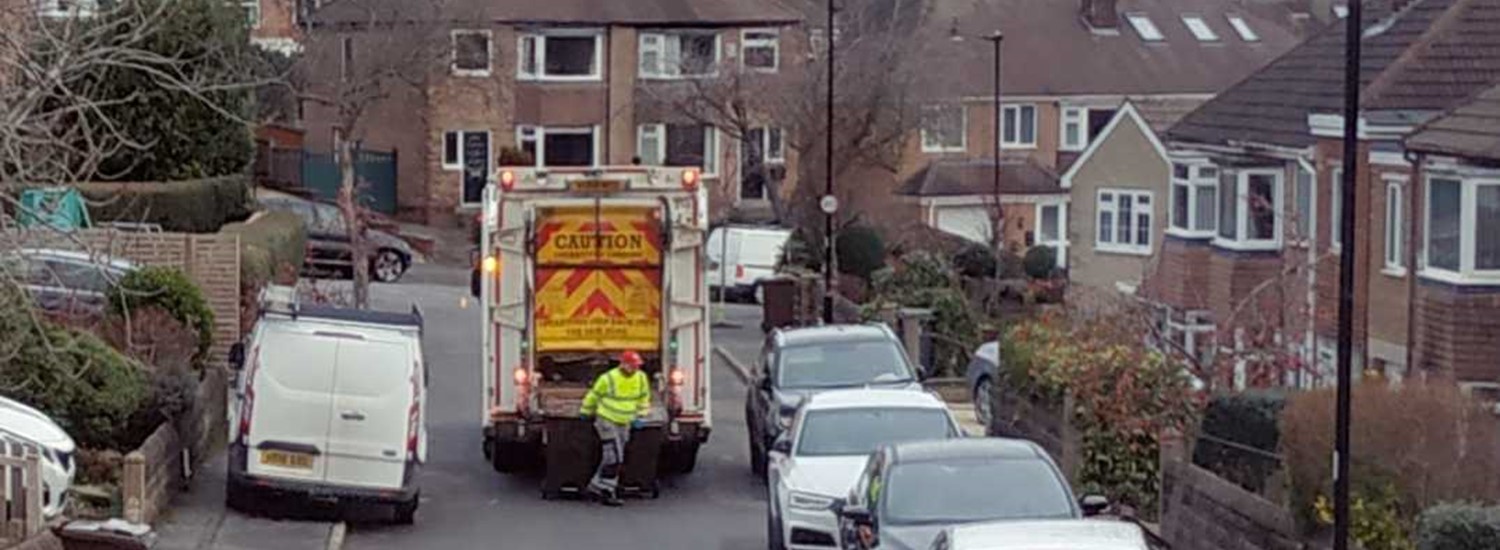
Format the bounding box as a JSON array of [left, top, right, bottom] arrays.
[[929, 519, 1150, 550], [768, 389, 961, 550], [0, 395, 77, 518], [227, 287, 427, 524]]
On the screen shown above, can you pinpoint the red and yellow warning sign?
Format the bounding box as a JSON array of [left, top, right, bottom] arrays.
[[532, 205, 664, 352], [534, 206, 662, 267]]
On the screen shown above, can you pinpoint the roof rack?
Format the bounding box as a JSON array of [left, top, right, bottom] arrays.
[[258, 285, 299, 318]]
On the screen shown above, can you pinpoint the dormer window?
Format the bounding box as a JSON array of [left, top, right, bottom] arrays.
[[1126, 14, 1164, 41], [1181, 15, 1219, 42]]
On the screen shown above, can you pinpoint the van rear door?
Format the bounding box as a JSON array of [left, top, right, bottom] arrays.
[[323, 335, 414, 489], [246, 328, 336, 482]]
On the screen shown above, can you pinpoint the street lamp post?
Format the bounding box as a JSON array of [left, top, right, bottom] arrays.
[[822, 0, 838, 325], [952, 27, 1006, 324], [1334, 1, 1362, 549]]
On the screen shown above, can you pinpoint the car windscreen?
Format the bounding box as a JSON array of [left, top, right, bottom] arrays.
[[881, 458, 1077, 525], [795, 408, 953, 457], [778, 340, 914, 389]]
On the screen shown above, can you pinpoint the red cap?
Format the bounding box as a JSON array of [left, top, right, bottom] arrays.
[[620, 350, 644, 368]]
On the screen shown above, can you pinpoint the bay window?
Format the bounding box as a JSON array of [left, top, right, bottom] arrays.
[[1215, 169, 1283, 250], [1097, 189, 1152, 254], [1423, 175, 1500, 282], [1169, 162, 1218, 237]]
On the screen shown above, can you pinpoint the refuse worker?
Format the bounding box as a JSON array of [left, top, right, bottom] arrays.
[[579, 350, 651, 506]]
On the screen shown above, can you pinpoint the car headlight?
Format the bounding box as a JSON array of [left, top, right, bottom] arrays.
[[788, 490, 836, 511]]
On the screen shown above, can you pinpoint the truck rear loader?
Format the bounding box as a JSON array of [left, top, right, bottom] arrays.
[[477, 166, 711, 497]]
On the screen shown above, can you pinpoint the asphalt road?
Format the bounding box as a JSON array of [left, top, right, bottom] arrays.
[[349, 265, 771, 549]]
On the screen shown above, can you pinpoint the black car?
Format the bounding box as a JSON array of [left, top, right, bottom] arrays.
[[833, 438, 1110, 550], [746, 324, 925, 478], [257, 194, 414, 282]]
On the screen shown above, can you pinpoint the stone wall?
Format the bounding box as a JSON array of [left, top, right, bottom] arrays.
[[1160, 440, 1305, 550], [987, 386, 1080, 480], [122, 368, 228, 526]]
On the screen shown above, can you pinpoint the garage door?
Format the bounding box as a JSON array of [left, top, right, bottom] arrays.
[[934, 206, 992, 244]]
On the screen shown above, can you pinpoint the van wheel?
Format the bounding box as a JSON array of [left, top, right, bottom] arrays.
[[393, 493, 419, 525], [492, 440, 529, 473]]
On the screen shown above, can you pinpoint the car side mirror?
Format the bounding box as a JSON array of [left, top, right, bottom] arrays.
[[228, 343, 245, 371], [770, 436, 792, 455], [1080, 494, 1110, 517]]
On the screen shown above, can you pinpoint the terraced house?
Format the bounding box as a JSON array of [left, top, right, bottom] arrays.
[[1070, 0, 1500, 390], [894, 0, 1312, 262], [302, 0, 802, 225]]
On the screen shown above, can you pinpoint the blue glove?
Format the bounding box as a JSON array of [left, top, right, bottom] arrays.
[[631, 419, 646, 430]]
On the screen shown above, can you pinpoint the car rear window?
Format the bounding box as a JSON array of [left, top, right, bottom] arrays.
[[795, 408, 953, 457], [882, 458, 1077, 525], [779, 340, 913, 389]]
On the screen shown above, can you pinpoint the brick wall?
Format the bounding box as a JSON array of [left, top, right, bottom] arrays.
[[987, 387, 1080, 481], [1160, 442, 1303, 550], [11, 229, 241, 365], [1209, 249, 1285, 343], [1313, 139, 1372, 352], [122, 368, 227, 526], [1415, 281, 1500, 382], [1145, 236, 1214, 311]]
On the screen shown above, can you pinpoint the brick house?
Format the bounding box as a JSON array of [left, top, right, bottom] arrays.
[[894, 0, 1308, 256], [245, 0, 304, 55], [1084, 0, 1500, 388], [302, 0, 802, 226]]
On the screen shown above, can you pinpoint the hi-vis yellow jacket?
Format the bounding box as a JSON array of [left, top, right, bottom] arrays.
[[581, 367, 652, 425]]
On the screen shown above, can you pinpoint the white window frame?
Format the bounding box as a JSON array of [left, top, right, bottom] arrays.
[[340, 36, 353, 81], [1001, 104, 1037, 149], [740, 28, 780, 73], [1061, 107, 1086, 152], [1169, 162, 1219, 238], [451, 30, 493, 77], [920, 104, 967, 153], [635, 123, 718, 176], [1165, 309, 1215, 368], [1127, 13, 1164, 41], [516, 125, 599, 168], [242, 0, 260, 28], [1213, 168, 1284, 252], [1181, 15, 1219, 41], [1420, 175, 1500, 285], [638, 31, 722, 80], [442, 131, 465, 170], [1096, 188, 1153, 256], [1227, 15, 1260, 42], [1330, 167, 1344, 251], [517, 30, 604, 82], [1292, 161, 1316, 246], [1384, 178, 1406, 276], [1035, 201, 1069, 268], [763, 127, 785, 164]]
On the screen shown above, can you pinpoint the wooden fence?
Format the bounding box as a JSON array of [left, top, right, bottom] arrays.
[[0, 443, 45, 546]]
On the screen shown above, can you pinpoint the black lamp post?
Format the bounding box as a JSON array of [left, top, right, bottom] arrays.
[[1334, 1, 1362, 549], [822, 0, 838, 324], [952, 27, 1006, 320]]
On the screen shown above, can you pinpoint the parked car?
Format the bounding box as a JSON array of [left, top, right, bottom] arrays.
[[767, 389, 961, 550], [927, 519, 1149, 550], [256, 192, 415, 283], [0, 395, 78, 519], [707, 225, 790, 303], [227, 286, 426, 523], [963, 342, 999, 428], [747, 325, 925, 478], [1, 248, 134, 315], [833, 438, 1108, 550]]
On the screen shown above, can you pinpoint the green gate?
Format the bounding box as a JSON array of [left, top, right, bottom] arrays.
[[301, 148, 398, 214]]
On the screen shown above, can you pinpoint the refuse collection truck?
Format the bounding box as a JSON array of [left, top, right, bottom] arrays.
[[478, 166, 711, 493]]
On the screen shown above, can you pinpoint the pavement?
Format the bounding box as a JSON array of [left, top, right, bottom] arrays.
[[151, 263, 985, 548]]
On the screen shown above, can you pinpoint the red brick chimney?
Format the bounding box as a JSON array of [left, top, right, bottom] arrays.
[[1082, 0, 1120, 29]]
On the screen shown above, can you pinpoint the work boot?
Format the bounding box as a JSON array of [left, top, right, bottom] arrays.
[[599, 490, 624, 507]]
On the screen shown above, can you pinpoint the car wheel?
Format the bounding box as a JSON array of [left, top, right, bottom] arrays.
[[767, 497, 786, 550], [372, 249, 408, 283], [975, 376, 994, 427]]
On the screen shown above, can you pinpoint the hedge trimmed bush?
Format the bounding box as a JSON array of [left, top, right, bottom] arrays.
[[1417, 503, 1500, 550], [836, 224, 886, 279], [1023, 245, 1058, 279], [1, 283, 151, 450], [954, 243, 996, 278], [222, 210, 307, 290], [79, 176, 253, 233], [109, 267, 215, 367], [1193, 390, 1286, 494]]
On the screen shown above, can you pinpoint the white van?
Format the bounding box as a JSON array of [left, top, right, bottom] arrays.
[[227, 287, 426, 524], [706, 226, 791, 303]]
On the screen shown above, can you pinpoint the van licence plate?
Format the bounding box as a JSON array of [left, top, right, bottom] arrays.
[[260, 450, 314, 470]]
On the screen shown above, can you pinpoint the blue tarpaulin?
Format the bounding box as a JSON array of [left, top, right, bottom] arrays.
[[17, 187, 91, 230]]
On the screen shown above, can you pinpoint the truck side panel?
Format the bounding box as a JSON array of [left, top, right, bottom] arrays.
[[664, 196, 710, 418], [484, 188, 529, 419]]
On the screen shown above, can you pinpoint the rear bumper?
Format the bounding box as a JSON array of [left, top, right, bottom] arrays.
[[228, 443, 418, 505]]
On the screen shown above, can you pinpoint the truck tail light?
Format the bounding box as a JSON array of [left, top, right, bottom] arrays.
[[514, 367, 530, 386], [500, 170, 516, 191], [681, 169, 700, 190], [482, 255, 499, 273], [669, 367, 685, 387]]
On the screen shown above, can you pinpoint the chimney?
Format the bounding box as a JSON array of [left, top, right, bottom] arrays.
[[1081, 0, 1120, 29]]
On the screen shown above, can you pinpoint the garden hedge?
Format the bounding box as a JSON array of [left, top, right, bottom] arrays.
[[108, 267, 215, 367], [1417, 503, 1500, 550], [78, 176, 253, 233], [836, 224, 886, 279], [1193, 390, 1286, 494], [222, 210, 307, 290]]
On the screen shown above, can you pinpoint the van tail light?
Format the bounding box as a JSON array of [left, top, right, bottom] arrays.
[[736, 265, 745, 279], [407, 366, 421, 461], [236, 346, 260, 445]]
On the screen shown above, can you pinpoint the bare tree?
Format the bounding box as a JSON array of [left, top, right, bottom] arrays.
[[294, 0, 454, 307]]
